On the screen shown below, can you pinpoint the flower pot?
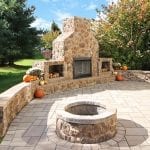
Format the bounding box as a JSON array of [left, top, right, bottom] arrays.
[[116, 74, 123, 81]]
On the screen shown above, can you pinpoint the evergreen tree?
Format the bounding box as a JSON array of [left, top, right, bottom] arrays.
[[0, 0, 41, 65], [51, 21, 61, 33]]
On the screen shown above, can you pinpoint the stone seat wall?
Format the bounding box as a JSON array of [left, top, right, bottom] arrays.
[[0, 81, 38, 137]]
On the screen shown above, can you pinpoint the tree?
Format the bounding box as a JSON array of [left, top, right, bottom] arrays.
[[0, 0, 41, 65], [95, 0, 150, 70], [51, 21, 61, 33], [41, 21, 61, 50], [41, 31, 60, 50]]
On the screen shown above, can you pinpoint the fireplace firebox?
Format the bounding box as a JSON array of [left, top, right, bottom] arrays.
[[102, 61, 110, 72], [49, 64, 63, 78], [73, 58, 92, 79]]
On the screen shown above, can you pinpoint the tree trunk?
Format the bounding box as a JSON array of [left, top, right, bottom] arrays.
[[9, 60, 14, 65]]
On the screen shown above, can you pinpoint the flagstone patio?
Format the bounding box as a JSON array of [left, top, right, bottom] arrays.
[[0, 81, 150, 150]]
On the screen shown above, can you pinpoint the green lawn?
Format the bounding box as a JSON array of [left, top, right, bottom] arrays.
[[15, 59, 43, 66], [0, 59, 44, 93]]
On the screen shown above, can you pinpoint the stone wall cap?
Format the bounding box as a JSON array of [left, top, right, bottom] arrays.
[[56, 100, 117, 124], [0, 82, 30, 107]]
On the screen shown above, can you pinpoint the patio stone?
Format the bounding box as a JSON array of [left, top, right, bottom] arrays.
[[26, 136, 41, 146], [130, 146, 141, 150], [90, 144, 100, 150], [33, 120, 42, 126], [125, 135, 145, 146], [3, 134, 14, 141], [126, 128, 148, 136], [118, 140, 129, 147], [0, 146, 9, 150], [0, 81, 150, 150], [10, 147, 34, 150], [71, 143, 83, 150], [19, 117, 37, 123], [9, 139, 29, 147], [141, 146, 150, 150], [35, 143, 56, 150], [24, 126, 46, 137], [82, 144, 92, 150], [0, 140, 11, 146], [13, 130, 26, 138]]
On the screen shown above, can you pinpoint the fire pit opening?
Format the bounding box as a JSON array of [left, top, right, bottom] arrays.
[[65, 104, 105, 115], [56, 101, 117, 144]]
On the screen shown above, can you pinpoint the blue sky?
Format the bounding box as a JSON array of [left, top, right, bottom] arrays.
[[27, 0, 114, 30]]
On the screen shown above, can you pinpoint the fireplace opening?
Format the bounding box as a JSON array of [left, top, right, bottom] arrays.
[[102, 61, 110, 72], [73, 57, 92, 79], [49, 64, 63, 78]]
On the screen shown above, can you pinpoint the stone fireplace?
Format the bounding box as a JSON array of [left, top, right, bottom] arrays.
[[52, 16, 99, 79], [33, 16, 114, 93]]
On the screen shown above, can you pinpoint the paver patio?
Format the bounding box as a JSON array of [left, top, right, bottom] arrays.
[[0, 81, 150, 150]]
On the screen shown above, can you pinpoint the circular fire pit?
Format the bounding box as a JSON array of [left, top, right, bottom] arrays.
[[56, 101, 117, 144]]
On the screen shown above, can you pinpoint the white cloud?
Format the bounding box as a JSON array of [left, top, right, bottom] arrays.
[[31, 18, 51, 30], [54, 10, 72, 21], [106, 0, 118, 4], [86, 3, 97, 10]]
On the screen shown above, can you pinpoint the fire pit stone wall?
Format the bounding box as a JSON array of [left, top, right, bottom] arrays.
[[56, 101, 117, 144]]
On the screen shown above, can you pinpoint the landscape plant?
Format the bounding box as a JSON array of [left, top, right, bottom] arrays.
[[95, 0, 150, 70], [41, 21, 61, 59]]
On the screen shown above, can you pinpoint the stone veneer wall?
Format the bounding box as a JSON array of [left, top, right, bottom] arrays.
[[56, 101, 117, 143], [52, 17, 99, 79], [37, 72, 115, 95], [0, 81, 38, 137], [56, 115, 117, 144]]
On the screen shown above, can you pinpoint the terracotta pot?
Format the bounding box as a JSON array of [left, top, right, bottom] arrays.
[[116, 74, 123, 81]]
